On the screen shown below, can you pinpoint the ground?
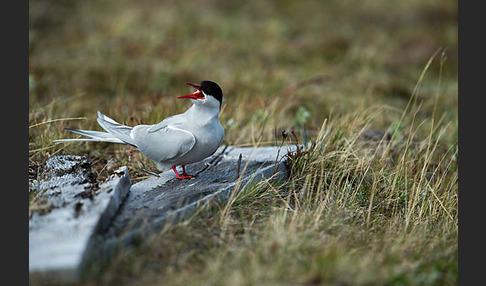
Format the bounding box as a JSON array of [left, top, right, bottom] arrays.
[[29, 0, 457, 285]]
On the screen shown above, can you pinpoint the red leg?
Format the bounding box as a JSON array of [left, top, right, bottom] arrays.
[[172, 165, 195, 179], [181, 165, 192, 177], [182, 165, 197, 178]]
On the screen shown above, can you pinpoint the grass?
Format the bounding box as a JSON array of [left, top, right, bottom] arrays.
[[29, 0, 457, 285]]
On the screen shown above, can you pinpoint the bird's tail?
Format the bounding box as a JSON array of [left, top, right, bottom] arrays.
[[54, 111, 137, 147]]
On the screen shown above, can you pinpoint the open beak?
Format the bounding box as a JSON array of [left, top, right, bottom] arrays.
[[177, 82, 205, 100]]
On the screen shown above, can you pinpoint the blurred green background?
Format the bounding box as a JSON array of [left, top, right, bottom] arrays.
[[29, 0, 457, 118], [29, 0, 457, 170]]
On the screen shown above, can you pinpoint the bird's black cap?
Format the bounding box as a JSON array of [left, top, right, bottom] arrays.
[[200, 80, 223, 106]]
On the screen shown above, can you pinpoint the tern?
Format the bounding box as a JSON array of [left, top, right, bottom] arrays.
[[55, 80, 225, 179]]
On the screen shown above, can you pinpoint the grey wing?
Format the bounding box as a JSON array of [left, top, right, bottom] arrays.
[[146, 114, 183, 133], [131, 124, 196, 163]]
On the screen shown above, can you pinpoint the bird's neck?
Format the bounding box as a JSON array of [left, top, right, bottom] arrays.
[[186, 104, 220, 122]]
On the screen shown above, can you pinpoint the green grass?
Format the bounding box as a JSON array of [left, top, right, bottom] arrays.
[[29, 0, 457, 285]]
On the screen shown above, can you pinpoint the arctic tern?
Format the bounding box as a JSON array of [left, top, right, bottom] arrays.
[[55, 80, 225, 179]]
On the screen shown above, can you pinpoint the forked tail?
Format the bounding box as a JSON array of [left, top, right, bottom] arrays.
[[54, 111, 137, 147]]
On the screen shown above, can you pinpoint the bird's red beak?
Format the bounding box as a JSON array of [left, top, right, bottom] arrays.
[[177, 82, 205, 100]]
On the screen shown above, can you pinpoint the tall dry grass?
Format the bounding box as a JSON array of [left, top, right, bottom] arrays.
[[86, 63, 457, 284]]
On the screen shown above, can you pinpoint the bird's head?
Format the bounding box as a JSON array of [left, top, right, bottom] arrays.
[[177, 80, 223, 109]]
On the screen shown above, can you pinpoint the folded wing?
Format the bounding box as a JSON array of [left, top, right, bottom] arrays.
[[130, 124, 196, 165]]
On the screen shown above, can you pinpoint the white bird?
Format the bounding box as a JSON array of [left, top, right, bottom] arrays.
[[55, 81, 225, 179]]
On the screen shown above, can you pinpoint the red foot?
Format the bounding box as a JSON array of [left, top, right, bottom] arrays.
[[172, 165, 197, 179]]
